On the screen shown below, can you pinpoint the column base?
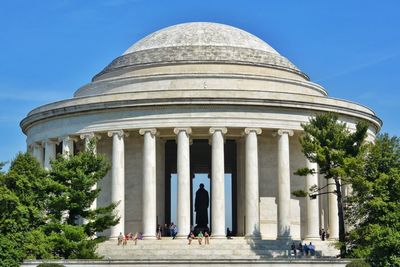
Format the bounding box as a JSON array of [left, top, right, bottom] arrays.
[[142, 235, 157, 240], [245, 234, 261, 240], [211, 234, 226, 239], [304, 236, 321, 240], [176, 234, 188, 239]]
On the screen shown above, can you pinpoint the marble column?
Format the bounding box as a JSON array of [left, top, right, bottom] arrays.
[[209, 127, 227, 238], [44, 140, 57, 170], [80, 132, 101, 154], [60, 136, 75, 158], [173, 128, 191, 238], [139, 128, 158, 239], [244, 128, 262, 238], [305, 159, 320, 239], [328, 178, 339, 239], [80, 133, 101, 213], [107, 130, 126, 238], [276, 129, 293, 239], [32, 142, 44, 167]]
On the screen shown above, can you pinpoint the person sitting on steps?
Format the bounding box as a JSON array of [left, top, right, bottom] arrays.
[[197, 231, 204, 245], [187, 231, 195, 245], [204, 231, 210, 245]]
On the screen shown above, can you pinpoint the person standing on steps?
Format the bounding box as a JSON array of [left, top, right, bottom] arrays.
[[156, 224, 162, 240], [117, 232, 124, 245], [291, 242, 297, 257]]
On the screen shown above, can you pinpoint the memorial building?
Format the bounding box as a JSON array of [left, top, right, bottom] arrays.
[[21, 22, 381, 242]]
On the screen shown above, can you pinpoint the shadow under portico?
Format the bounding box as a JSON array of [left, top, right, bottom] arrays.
[[164, 139, 237, 236]]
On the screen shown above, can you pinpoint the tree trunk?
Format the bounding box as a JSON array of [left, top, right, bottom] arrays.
[[335, 177, 346, 257]]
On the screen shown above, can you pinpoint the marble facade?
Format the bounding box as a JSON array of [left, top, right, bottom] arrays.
[[22, 22, 381, 241]]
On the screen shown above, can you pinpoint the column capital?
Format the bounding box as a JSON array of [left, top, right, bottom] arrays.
[[274, 129, 294, 137], [107, 130, 128, 138], [80, 132, 102, 140], [244, 128, 262, 135], [43, 139, 59, 145], [209, 127, 227, 135], [173, 127, 192, 135], [139, 128, 158, 136], [59, 135, 78, 143], [32, 142, 43, 149]]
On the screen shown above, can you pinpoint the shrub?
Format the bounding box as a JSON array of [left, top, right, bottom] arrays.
[[346, 259, 371, 267]]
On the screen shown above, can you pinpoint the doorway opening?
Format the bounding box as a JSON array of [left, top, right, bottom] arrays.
[[165, 139, 237, 235]]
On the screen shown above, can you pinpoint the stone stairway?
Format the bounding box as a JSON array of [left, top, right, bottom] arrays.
[[97, 237, 339, 260], [22, 239, 346, 267]]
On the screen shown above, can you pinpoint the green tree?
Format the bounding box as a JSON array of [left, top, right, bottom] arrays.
[[346, 134, 400, 266], [42, 142, 119, 258], [294, 112, 368, 256], [0, 153, 52, 267], [46, 143, 119, 237], [0, 145, 119, 265]]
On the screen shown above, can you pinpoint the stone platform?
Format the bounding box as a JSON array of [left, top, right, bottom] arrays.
[[96, 238, 340, 260], [23, 238, 349, 266]]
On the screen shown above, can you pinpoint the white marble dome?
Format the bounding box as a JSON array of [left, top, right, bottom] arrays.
[[123, 22, 279, 55]]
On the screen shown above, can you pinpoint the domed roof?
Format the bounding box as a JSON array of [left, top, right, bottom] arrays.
[[123, 22, 279, 55], [92, 22, 305, 82]]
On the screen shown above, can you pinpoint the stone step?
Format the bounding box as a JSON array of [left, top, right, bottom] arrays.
[[99, 249, 287, 256], [97, 239, 337, 259]]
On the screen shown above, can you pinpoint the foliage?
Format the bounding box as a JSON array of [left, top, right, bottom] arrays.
[[0, 144, 117, 266], [346, 134, 400, 266], [0, 154, 52, 267], [295, 112, 368, 256], [346, 259, 371, 267], [0, 233, 25, 267], [37, 263, 65, 267], [47, 144, 118, 237], [0, 153, 48, 234]]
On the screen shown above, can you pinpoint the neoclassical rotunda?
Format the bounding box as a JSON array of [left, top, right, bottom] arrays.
[[21, 22, 381, 241]]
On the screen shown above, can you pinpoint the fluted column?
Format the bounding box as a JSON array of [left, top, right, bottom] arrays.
[[60, 136, 76, 158], [305, 159, 320, 239], [244, 128, 262, 238], [139, 128, 158, 239], [44, 140, 57, 170], [32, 143, 44, 167], [209, 127, 227, 238], [108, 130, 126, 238], [173, 128, 191, 238], [80, 133, 101, 213], [80, 132, 101, 154], [328, 178, 339, 239], [276, 129, 293, 239]]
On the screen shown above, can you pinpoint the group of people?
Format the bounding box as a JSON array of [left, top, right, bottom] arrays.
[[187, 230, 210, 245], [156, 222, 178, 240], [118, 232, 142, 246], [291, 242, 316, 257]]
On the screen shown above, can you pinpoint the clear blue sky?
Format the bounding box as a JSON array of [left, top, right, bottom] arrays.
[[1, 0, 399, 166]]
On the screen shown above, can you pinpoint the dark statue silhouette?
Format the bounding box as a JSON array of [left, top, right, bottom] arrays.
[[195, 183, 209, 229]]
